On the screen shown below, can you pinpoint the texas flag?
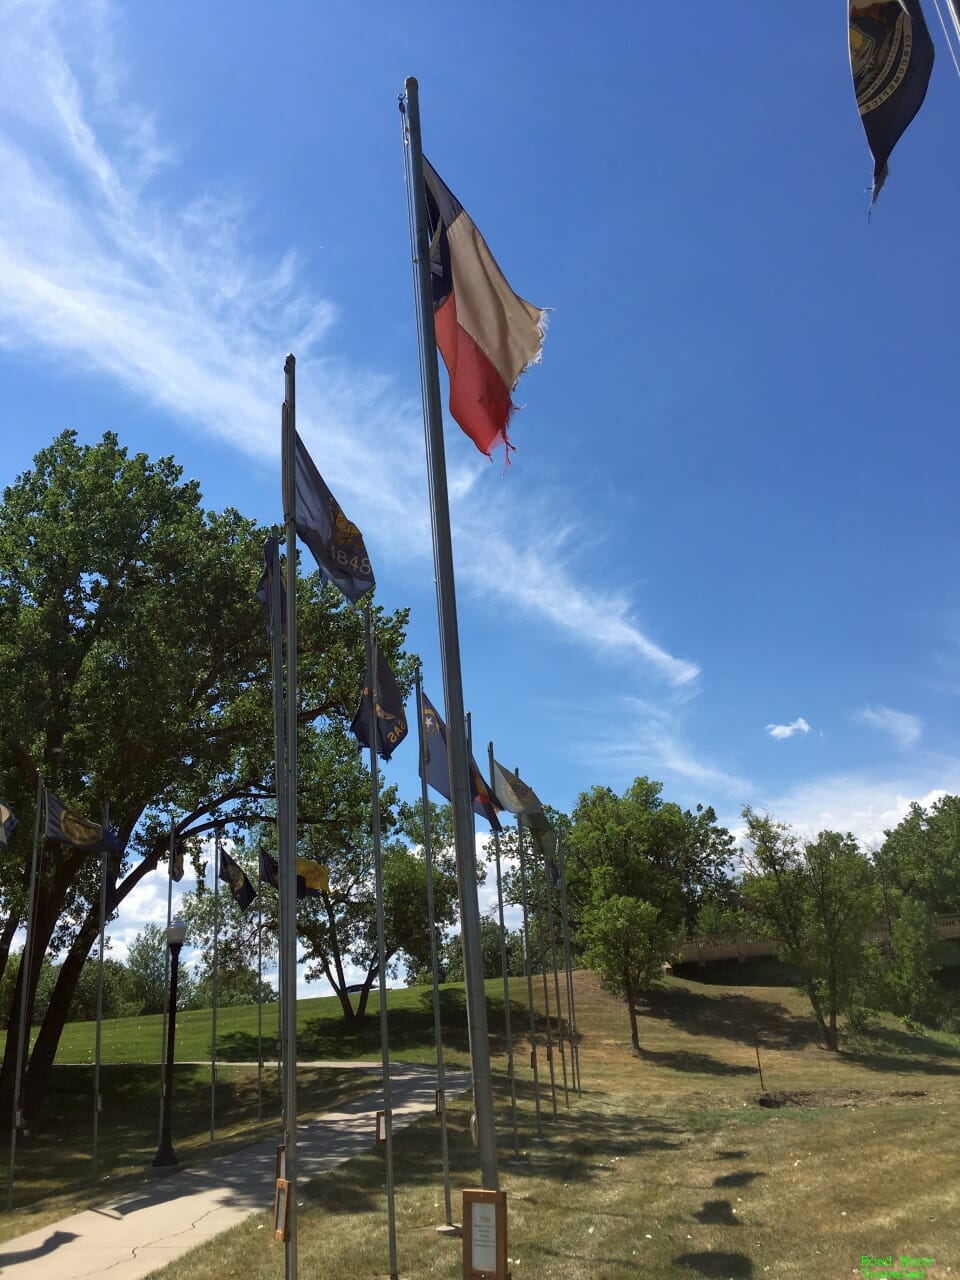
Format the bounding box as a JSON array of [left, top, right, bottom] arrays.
[[423, 158, 545, 459]]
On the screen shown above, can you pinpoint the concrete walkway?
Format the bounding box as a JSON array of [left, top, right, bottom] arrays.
[[0, 1064, 470, 1279]]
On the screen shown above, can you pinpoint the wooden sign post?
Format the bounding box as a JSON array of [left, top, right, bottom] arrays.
[[462, 1188, 509, 1280]]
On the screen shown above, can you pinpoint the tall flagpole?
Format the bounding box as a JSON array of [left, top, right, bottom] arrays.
[[93, 802, 110, 1168], [210, 822, 221, 1142], [401, 77, 499, 1192], [280, 356, 300, 1278], [516, 822, 543, 1140], [257, 887, 264, 1122], [487, 742, 519, 1159], [266, 527, 288, 1129], [532, 834, 558, 1120], [364, 608, 399, 1280], [557, 834, 581, 1096], [415, 668, 454, 1229], [7, 776, 43, 1210], [158, 819, 175, 1149], [543, 838, 569, 1108]]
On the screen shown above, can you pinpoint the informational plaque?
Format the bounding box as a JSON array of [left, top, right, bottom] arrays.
[[273, 1178, 291, 1242], [462, 1188, 509, 1279], [376, 1110, 388, 1144]]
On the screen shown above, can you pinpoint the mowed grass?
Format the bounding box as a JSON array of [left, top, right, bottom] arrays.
[[47, 980, 491, 1067], [8, 967, 960, 1278], [133, 967, 960, 1280]]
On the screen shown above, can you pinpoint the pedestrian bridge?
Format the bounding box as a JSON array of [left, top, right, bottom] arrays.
[[671, 912, 960, 968]]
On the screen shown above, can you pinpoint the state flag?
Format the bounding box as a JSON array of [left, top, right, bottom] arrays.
[[849, 0, 935, 201], [218, 847, 256, 911], [294, 432, 375, 604], [491, 761, 551, 833], [45, 791, 121, 854], [350, 643, 409, 760], [423, 157, 545, 459], [420, 692, 502, 832]]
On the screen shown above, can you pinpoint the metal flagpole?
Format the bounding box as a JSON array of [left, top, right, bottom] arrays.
[[543, 838, 569, 1108], [557, 834, 581, 1096], [415, 668, 454, 1228], [210, 822, 221, 1142], [364, 606, 399, 1280], [93, 802, 110, 1168], [7, 775, 43, 1210], [532, 832, 558, 1120], [158, 819, 175, 1149], [280, 356, 300, 1278], [488, 742, 519, 1159], [266, 527, 288, 1128], [257, 888, 264, 1122], [401, 77, 500, 1192], [516, 822, 543, 1140]]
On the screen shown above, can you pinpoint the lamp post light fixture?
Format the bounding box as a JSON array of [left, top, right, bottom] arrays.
[[152, 917, 188, 1171]]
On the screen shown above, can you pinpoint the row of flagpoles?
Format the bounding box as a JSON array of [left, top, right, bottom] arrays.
[[3, 77, 562, 1273]]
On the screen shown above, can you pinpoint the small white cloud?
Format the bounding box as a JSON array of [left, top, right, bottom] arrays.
[[766, 717, 811, 741], [857, 705, 921, 748]]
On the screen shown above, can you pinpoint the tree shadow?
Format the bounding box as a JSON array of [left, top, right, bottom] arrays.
[[673, 957, 801, 988], [636, 1046, 757, 1077], [641, 985, 813, 1051], [713, 1169, 764, 1188], [693, 1198, 740, 1226], [674, 1251, 754, 1278]]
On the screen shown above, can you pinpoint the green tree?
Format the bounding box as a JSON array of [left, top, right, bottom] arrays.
[[879, 794, 960, 915], [0, 431, 410, 1114], [125, 923, 197, 1014], [582, 896, 677, 1051], [441, 916, 525, 983], [566, 778, 735, 938], [740, 809, 880, 1049]]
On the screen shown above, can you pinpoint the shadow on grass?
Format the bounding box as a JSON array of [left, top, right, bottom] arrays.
[[675, 1251, 754, 1278], [693, 1198, 741, 1226], [4, 1063, 372, 1212], [637, 1046, 758, 1077], [641, 985, 814, 1051], [713, 1169, 764, 1188]]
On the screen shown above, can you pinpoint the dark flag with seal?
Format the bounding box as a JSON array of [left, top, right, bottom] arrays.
[[849, 0, 935, 202], [420, 692, 503, 832], [218, 846, 256, 911], [294, 431, 375, 604], [45, 791, 121, 854], [350, 643, 409, 760]]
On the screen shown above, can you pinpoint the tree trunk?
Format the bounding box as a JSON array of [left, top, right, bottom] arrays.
[[0, 893, 65, 1114], [0, 908, 20, 989], [22, 909, 100, 1114], [802, 979, 833, 1050], [318, 954, 357, 1021], [356, 966, 379, 1020], [625, 970, 640, 1052], [2, 842, 158, 1117]]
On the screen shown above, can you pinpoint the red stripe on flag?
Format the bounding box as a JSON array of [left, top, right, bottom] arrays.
[[435, 293, 514, 458]]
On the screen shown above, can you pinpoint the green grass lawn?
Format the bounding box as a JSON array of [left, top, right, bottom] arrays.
[[6, 969, 960, 1278], [46, 978, 510, 1066]]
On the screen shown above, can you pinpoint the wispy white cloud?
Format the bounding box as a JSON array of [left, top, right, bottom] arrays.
[[577, 695, 749, 798], [856, 705, 921, 748], [766, 717, 811, 741], [0, 0, 697, 690]]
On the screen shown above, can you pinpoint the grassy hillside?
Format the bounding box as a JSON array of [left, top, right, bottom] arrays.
[[6, 970, 960, 1277]]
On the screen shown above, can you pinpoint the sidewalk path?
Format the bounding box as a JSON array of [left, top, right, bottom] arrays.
[[0, 1064, 470, 1280]]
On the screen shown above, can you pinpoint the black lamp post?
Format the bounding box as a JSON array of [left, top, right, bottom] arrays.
[[152, 918, 188, 1170]]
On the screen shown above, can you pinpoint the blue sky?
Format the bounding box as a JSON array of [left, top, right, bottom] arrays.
[[3, 1, 960, 987]]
